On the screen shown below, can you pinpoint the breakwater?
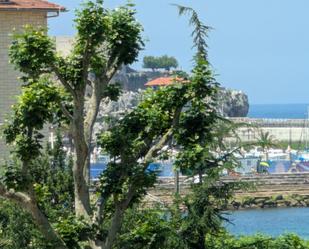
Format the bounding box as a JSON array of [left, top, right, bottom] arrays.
[[229, 117, 309, 142], [146, 173, 309, 209]]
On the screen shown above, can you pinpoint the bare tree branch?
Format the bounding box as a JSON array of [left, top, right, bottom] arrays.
[[50, 65, 76, 98], [144, 106, 182, 164], [0, 184, 31, 205], [0, 184, 68, 249], [59, 102, 73, 122]]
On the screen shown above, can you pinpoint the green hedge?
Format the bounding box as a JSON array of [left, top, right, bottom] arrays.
[[205, 233, 309, 249]]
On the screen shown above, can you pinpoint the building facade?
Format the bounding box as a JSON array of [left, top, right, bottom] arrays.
[[0, 0, 64, 159]]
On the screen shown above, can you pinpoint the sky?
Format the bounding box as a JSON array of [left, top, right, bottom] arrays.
[[48, 0, 309, 105]]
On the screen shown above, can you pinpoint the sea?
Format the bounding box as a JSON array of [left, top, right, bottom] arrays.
[[226, 208, 309, 239], [249, 103, 309, 119]]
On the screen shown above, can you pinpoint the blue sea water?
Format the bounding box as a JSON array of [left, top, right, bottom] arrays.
[[226, 208, 309, 239], [249, 104, 309, 119]]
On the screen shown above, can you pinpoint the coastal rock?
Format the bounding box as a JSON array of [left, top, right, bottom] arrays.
[[94, 88, 249, 137], [304, 199, 309, 206], [112, 65, 170, 92], [275, 194, 283, 201], [217, 88, 249, 117], [93, 91, 141, 134], [112, 66, 250, 118], [231, 193, 309, 211]]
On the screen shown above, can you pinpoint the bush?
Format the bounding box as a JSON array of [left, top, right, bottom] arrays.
[[205, 233, 309, 249]]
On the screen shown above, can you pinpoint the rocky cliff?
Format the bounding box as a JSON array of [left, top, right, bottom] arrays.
[[217, 88, 249, 117], [96, 88, 248, 124], [110, 66, 249, 118]]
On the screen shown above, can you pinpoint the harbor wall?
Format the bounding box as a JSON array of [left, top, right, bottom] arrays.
[[229, 118, 309, 142], [145, 173, 309, 207]]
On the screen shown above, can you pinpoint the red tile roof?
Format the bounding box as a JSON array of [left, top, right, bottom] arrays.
[[145, 77, 186, 86], [0, 0, 65, 11]]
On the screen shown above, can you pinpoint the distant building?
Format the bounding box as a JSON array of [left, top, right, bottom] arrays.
[[55, 36, 74, 57], [0, 0, 65, 159], [145, 76, 186, 89]]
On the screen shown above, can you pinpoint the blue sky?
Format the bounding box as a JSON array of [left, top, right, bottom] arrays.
[[49, 0, 309, 105]]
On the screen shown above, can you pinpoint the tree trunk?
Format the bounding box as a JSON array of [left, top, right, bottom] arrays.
[[265, 148, 269, 161], [103, 206, 125, 249], [27, 200, 68, 249], [72, 99, 92, 219], [73, 149, 91, 218]]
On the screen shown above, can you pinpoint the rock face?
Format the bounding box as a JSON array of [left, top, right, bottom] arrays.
[[98, 91, 141, 118], [94, 91, 142, 135], [217, 88, 249, 117], [96, 89, 249, 131], [112, 66, 170, 91], [106, 66, 249, 119]]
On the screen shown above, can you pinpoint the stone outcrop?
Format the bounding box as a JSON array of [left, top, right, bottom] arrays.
[[217, 88, 249, 117], [54, 38, 249, 118], [112, 66, 170, 92], [95, 89, 249, 124], [94, 91, 142, 134], [93, 67, 250, 136], [111, 66, 249, 118]]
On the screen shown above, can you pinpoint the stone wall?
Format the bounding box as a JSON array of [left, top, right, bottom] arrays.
[[0, 11, 47, 159], [145, 173, 309, 208]]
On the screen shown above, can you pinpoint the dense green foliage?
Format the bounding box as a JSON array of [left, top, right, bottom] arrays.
[[31, 133, 74, 219], [0, 134, 74, 249], [0, 201, 46, 249], [3, 78, 65, 163], [206, 233, 309, 249], [143, 55, 178, 71]]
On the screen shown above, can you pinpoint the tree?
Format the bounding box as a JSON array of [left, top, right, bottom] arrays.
[[173, 4, 211, 60], [2, 1, 143, 248], [0, 2, 237, 249], [169, 6, 244, 249], [142, 55, 178, 71], [159, 55, 178, 71], [142, 56, 157, 71], [113, 5, 244, 249], [256, 131, 277, 161]]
